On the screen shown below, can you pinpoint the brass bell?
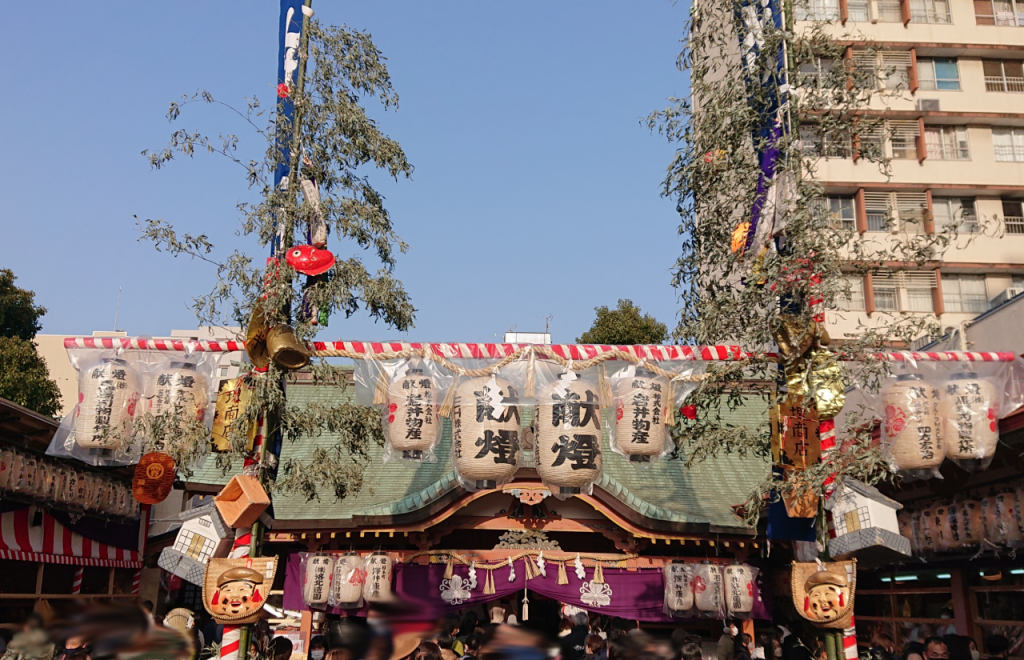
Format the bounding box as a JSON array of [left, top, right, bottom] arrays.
[[267, 325, 310, 370], [244, 305, 271, 370]]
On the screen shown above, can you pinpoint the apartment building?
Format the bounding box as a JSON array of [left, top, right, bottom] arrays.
[[795, 0, 1024, 343]]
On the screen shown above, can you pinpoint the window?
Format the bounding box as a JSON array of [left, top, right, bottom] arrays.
[[219, 366, 229, 377], [974, 0, 1024, 26], [993, 127, 1024, 162], [800, 125, 852, 158], [943, 274, 990, 313], [933, 197, 979, 233], [983, 60, 1024, 92], [873, 270, 937, 313], [795, 0, 840, 20], [1004, 199, 1024, 234], [837, 507, 870, 536], [852, 50, 913, 90], [1013, 275, 1024, 288], [815, 196, 856, 230], [925, 126, 970, 160], [918, 59, 961, 91], [797, 57, 839, 90], [837, 275, 866, 311], [848, 0, 870, 21], [877, 0, 904, 21], [888, 121, 922, 159], [910, 0, 952, 23]]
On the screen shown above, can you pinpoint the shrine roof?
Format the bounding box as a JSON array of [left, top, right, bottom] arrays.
[[186, 376, 770, 532]]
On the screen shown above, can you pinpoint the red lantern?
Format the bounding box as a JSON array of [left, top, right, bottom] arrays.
[[132, 452, 176, 504]]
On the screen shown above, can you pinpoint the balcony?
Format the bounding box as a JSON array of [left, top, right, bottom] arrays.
[[985, 76, 1024, 92]]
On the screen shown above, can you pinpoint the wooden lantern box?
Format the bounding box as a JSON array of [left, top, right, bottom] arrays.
[[214, 475, 270, 529]]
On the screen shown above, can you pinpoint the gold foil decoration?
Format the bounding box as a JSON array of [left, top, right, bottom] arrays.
[[773, 315, 846, 420], [211, 378, 257, 452]]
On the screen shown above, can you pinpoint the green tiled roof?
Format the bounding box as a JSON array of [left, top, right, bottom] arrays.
[[187, 378, 770, 531]]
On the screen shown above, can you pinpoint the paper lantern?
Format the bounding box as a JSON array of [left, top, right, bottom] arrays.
[[663, 563, 694, 615], [693, 562, 724, 617], [211, 378, 256, 453], [897, 512, 916, 553], [723, 563, 758, 617], [613, 370, 669, 462], [75, 358, 141, 455], [52, 468, 66, 505], [133, 452, 176, 505], [792, 560, 856, 629], [34, 461, 53, 500], [0, 449, 13, 491], [13, 456, 37, 495], [997, 492, 1022, 545], [214, 475, 270, 529], [386, 368, 441, 460], [451, 376, 521, 490], [1015, 486, 1024, 542], [535, 376, 603, 497], [911, 511, 934, 554], [930, 503, 954, 551], [881, 374, 944, 479], [158, 504, 233, 586], [331, 552, 366, 608], [955, 500, 983, 546], [202, 556, 277, 625], [363, 552, 392, 603], [941, 372, 998, 471], [150, 362, 210, 429], [303, 554, 335, 606]]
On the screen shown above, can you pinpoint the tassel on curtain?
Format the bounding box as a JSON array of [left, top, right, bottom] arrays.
[[557, 561, 568, 585], [593, 561, 605, 584]]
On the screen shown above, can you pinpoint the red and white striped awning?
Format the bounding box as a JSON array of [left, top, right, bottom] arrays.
[[0, 507, 142, 568]]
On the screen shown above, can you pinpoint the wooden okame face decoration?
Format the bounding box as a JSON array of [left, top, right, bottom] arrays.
[[203, 557, 278, 625], [792, 560, 856, 629]]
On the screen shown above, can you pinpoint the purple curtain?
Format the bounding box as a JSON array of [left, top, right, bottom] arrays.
[[284, 554, 771, 621]]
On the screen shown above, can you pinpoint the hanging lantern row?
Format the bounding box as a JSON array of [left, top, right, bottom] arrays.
[[898, 482, 1024, 554], [0, 445, 139, 518], [300, 551, 393, 610], [664, 562, 757, 619]]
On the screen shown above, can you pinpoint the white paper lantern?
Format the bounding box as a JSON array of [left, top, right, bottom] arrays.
[[386, 368, 440, 460], [929, 503, 955, 551], [363, 552, 392, 603], [75, 358, 141, 455], [535, 376, 603, 496], [12, 456, 37, 495], [0, 449, 13, 491], [663, 563, 695, 615], [150, 362, 209, 429], [723, 563, 758, 616], [898, 512, 916, 553], [614, 370, 669, 462], [881, 374, 944, 479], [996, 492, 1022, 545], [52, 468, 66, 505], [331, 552, 366, 608], [693, 562, 724, 616], [941, 372, 998, 471], [35, 462, 55, 500], [303, 554, 335, 606], [954, 500, 983, 547], [452, 376, 521, 490]]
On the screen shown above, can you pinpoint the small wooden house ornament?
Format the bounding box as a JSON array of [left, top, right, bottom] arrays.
[[214, 475, 270, 529], [825, 477, 911, 565], [158, 503, 233, 585]]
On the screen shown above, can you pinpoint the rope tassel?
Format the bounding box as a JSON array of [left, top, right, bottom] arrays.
[[524, 555, 538, 581], [593, 562, 605, 584], [373, 364, 388, 405], [443, 556, 455, 580], [439, 374, 461, 418], [483, 568, 496, 595], [557, 561, 568, 585]]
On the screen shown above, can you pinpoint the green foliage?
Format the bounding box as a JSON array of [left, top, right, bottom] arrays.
[[137, 18, 412, 499], [576, 299, 668, 345], [0, 268, 46, 341], [0, 336, 62, 418]]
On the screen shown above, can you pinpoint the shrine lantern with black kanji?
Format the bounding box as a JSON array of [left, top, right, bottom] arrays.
[[953, 499, 984, 547], [386, 368, 440, 461], [613, 369, 669, 463], [693, 561, 725, 618], [723, 563, 758, 618], [452, 376, 521, 490], [663, 563, 695, 617], [881, 374, 944, 479], [75, 358, 141, 456], [149, 362, 210, 431], [362, 552, 392, 603], [535, 375, 603, 497], [303, 553, 335, 607], [940, 371, 999, 471], [331, 552, 365, 609]]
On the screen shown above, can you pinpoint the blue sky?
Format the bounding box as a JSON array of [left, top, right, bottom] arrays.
[[1, 1, 689, 344]]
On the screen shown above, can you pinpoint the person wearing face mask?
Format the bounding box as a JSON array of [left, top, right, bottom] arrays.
[[718, 623, 738, 660], [734, 634, 753, 660], [968, 639, 981, 660], [752, 634, 772, 660], [308, 635, 328, 660]]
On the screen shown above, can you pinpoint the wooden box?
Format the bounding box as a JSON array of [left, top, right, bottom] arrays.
[[214, 475, 270, 529]]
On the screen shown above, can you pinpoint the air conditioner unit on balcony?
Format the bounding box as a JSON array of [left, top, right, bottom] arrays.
[[990, 287, 1024, 307], [916, 99, 940, 112]]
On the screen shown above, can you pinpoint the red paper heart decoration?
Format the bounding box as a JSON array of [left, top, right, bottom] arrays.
[[132, 452, 176, 505], [286, 245, 335, 276]]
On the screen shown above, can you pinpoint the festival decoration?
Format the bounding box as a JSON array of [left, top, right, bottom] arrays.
[[941, 370, 999, 471], [535, 372, 603, 498], [163, 608, 195, 634], [981, 495, 1008, 545], [953, 500, 984, 547], [451, 376, 521, 490], [302, 553, 335, 607], [881, 374, 944, 479], [214, 475, 271, 529], [440, 574, 472, 606], [0, 449, 12, 491], [723, 563, 758, 618], [693, 562, 725, 618], [931, 503, 956, 551], [132, 452, 176, 505], [363, 552, 392, 602], [245, 305, 272, 370], [149, 360, 209, 425], [999, 491, 1023, 546], [74, 358, 141, 456], [580, 580, 613, 608], [663, 563, 695, 617], [825, 478, 910, 564], [245, 304, 309, 371], [792, 561, 856, 629], [158, 504, 233, 586], [612, 368, 670, 463], [211, 378, 257, 453], [329, 552, 366, 608], [285, 244, 335, 276], [772, 315, 845, 420], [384, 365, 441, 463], [914, 509, 936, 554], [202, 557, 277, 625], [771, 403, 821, 470]]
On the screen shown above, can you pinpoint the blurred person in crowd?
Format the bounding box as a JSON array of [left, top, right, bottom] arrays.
[[412, 641, 443, 660], [308, 635, 329, 660], [585, 634, 607, 660], [923, 638, 949, 660], [903, 642, 925, 660], [330, 618, 370, 660], [559, 621, 573, 638], [718, 624, 738, 660], [680, 643, 703, 660], [273, 637, 294, 660], [942, 636, 972, 660], [752, 635, 770, 660], [735, 635, 753, 660], [1, 613, 55, 660], [561, 613, 591, 660], [436, 632, 458, 660], [984, 636, 1009, 660], [460, 634, 481, 660], [488, 605, 507, 626], [967, 640, 980, 660], [458, 613, 480, 645], [937, 612, 956, 638], [670, 630, 688, 660], [871, 633, 898, 660], [439, 616, 464, 657], [781, 631, 814, 660]]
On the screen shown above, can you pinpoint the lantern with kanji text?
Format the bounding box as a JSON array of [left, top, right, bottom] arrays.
[[75, 358, 141, 456], [940, 371, 998, 471], [535, 375, 603, 497], [452, 376, 521, 490], [613, 369, 669, 463], [386, 368, 440, 461], [881, 374, 944, 479]]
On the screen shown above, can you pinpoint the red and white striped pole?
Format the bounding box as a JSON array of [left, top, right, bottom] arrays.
[[220, 625, 242, 660], [71, 567, 83, 595], [131, 569, 141, 595]]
